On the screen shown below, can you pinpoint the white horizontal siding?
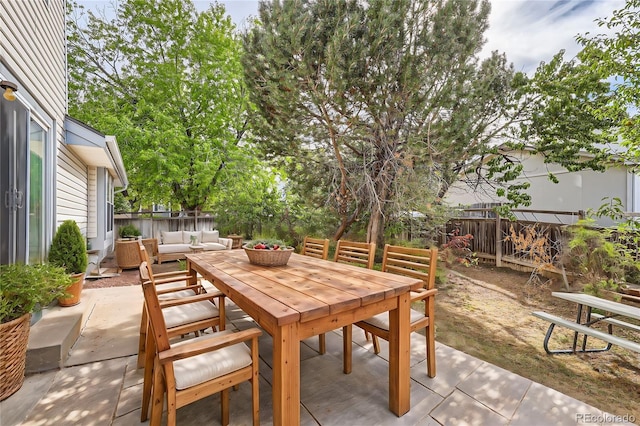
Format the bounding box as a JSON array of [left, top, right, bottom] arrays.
[[56, 142, 88, 234], [0, 0, 66, 120]]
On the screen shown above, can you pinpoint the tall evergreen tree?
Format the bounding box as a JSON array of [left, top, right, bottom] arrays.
[[243, 0, 524, 245]]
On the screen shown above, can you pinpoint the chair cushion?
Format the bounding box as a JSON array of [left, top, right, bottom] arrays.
[[361, 309, 425, 331], [162, 231, 183, 244], [172, 330, 252, 390], [158, 244, 190, 254], [163, 300, 220, 329], [183, 231, 202, 244], [201, 230, 219, 243], [158, 288, 197, 300], [202, 242, 227, 251]]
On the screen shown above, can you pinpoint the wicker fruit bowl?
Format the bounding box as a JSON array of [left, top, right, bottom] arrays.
[[243, 244, 294, 266]]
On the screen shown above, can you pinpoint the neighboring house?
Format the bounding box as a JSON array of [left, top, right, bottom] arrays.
[[0, 1, 128, 267], [445, 146, 640, 227]]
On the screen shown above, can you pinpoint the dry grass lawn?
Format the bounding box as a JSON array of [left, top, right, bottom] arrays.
[[437, 264, 640, 421]]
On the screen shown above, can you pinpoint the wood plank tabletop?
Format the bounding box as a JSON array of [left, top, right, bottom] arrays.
[[187, 251, 422, 326]]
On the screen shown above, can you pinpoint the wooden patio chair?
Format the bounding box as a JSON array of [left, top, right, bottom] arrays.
[[141, 279, 261, 426], [333, 239, 376, 269], [300, 236, 331, 354], [301, 236, 329, 260], [327, 240, 377, 359], [138, 261, 226, 421], [136, 244, 205, 368], [348, 244, 438, 378]]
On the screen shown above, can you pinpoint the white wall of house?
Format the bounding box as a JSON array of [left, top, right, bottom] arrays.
[[1, 1, 127, 266], [445, 150, 637, 226], [1, 0, 67, 262]]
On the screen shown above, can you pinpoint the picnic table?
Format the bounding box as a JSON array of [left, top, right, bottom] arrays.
[[533, 292, 640, 355]]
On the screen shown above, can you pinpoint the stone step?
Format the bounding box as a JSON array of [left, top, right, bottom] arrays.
[[26, 291, 96, 373]]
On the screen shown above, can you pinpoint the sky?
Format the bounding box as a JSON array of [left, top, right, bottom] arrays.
[[83, 0, 625, 75], [213, 0, 625, 75]]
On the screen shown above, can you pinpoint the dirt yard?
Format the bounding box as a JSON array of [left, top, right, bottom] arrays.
[[438, 264, 640, 422], [86, 256, 639, 420]]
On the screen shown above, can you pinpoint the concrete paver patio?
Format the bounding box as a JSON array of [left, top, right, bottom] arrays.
[[1, 285, 632, 426]]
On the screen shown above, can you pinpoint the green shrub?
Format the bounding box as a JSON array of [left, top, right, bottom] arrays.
[[0, 263, 71, 323], [118, 224, 141, 238], [48, 220, 88, 275]]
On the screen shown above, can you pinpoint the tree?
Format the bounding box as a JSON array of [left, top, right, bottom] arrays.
[[576, 0, 639, 161], [67, 0, 252, 211], [242, 0, 525, 246]]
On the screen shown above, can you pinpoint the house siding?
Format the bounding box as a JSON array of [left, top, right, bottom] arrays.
[[445, 150, 634, 226], [0, 1, 90, 236]]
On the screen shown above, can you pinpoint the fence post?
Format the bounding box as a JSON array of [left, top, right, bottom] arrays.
[[495, 212, 502, 267]]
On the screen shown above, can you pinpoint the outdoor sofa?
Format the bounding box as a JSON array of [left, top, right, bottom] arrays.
[[156, 230, 232, 264]]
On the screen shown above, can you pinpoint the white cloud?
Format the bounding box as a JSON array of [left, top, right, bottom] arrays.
[[483, 0, 625, 74]]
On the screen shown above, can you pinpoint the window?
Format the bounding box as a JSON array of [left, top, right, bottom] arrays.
[[29, 120, 47, 263], [106, 177, 114, 233]]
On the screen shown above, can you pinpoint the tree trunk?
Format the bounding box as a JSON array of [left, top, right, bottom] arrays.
[[366, 208, 385, 247]]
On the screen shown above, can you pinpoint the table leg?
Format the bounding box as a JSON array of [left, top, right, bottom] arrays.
[[343, 324, 352, 374], [572, 304, 584, 352], [388, 292, 411, 416], [186, 259, 198, 287], [272, 322, 300, 425]]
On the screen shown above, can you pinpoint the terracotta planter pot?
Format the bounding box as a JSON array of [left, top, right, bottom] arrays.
[[58, 272, 85, 307], [0, 313, 31, 401]]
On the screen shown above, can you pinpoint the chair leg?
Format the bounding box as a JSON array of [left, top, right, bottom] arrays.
[[141, 331, 155, 421], [137, 308, 148, 369], [221, 388, 230, 426], [372, 335, 381, 354], [318, 333, 326, 354], [252, 376, 260, 426], [149, 360, 164, 426], [426, 325, 436, 378]]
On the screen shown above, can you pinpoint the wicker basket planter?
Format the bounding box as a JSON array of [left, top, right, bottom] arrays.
[[243, 246, 294, 266], [0, 313, 31, 401]]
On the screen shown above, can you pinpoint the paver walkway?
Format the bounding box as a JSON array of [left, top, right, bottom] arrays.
[[1, 285, 631, 426]]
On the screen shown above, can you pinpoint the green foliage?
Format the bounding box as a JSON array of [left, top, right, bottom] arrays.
[[118, 224, 141, 238], [48, 220, 88, 275], [67, 0, 253, 211], [0, 263, 71, 323], [562, 217, 639, 294], [243, 0, 524, 245], [576, 0, 640, 162]]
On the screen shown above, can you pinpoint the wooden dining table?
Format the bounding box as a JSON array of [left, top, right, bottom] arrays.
[[186, 250, 423, 425]]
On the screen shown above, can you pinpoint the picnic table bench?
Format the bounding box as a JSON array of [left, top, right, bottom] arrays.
[[532, 292, 640, 355]]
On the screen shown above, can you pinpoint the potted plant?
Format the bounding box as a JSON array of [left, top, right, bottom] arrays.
[[48, 220, 88, 307], [0, 263, 71, 400], [118, 224, 141, 240]]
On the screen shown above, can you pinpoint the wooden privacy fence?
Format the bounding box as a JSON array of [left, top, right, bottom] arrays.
[[440, 209, 586, 271]]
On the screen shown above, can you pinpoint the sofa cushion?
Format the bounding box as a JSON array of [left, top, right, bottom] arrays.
[[201, 230, 219, 243], [158, 243, 191, 254], [183, 231, 202, 244], [202, 242, 228, 251], [162, 231, 183, 244]]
